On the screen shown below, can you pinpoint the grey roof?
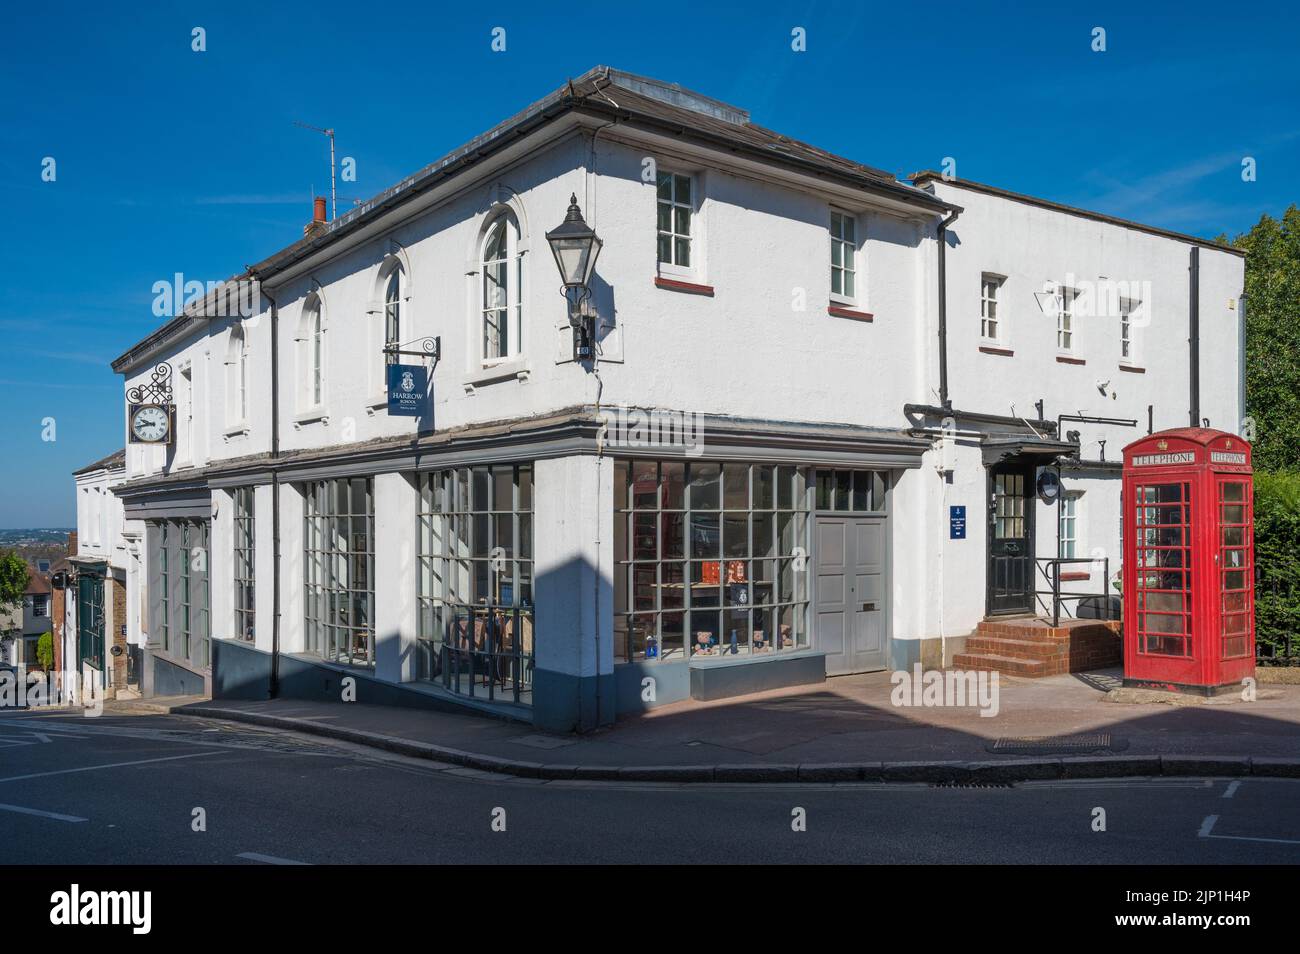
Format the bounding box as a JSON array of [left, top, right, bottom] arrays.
[[72, 447, 125, 477], [910, 171, 1245, 257], [112, 66, 955, 373]]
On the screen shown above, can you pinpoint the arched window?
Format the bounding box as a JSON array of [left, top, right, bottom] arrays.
[[481, 214, 522, 361], [384, 268, 402, 357], [298, 295, 324, 410], [225, 323, 248, 425]]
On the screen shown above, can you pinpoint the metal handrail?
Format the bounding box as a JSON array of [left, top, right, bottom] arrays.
[[1034, 557, 1113, 627]]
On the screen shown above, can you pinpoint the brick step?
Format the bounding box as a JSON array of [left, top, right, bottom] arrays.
[[951, 652, 1066, 678], [964, 635, 1069, 661], [975, 620, 1070, 642]]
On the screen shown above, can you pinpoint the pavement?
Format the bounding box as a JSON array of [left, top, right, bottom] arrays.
[[107, 667, 1300, 784]]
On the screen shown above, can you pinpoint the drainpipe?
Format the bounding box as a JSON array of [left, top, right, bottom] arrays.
[[1238, 292, 1247, 435], [1189, 246, 1200, 428], [936, 208, 961, 410]]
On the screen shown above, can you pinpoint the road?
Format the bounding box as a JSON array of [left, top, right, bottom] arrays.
[[2, 707, 1298, 864]]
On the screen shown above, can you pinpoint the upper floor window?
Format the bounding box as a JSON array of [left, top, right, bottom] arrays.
[[32, 595, 48, 617], [656, 173, 693, 269], [225, 324, 248, 426], [384, 266, 402, 360], [981, 274, 1002, 341], [830, 211, 856, 299], [1120, 297, 1139, 361], [481, 214, 522, 362], [298, 295, 324, 410], [1057, 286, 1077, 351]]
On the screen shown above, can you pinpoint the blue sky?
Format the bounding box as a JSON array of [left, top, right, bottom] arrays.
[[1, 1, 1296, 527]]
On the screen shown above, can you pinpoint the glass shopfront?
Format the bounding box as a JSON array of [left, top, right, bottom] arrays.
[[148, 519, 211, 670], [613, 460, 811, 663], [416, 464, 534, 704], [303, 478, 375, 667]]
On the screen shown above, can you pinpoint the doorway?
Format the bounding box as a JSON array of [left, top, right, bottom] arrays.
[[987, 463, 1035, 615]]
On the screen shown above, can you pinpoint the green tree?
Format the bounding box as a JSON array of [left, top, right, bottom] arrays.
[[1234, 206, 1300, 471], [36, 632, 54, 672], [0, 550, 28, 632]]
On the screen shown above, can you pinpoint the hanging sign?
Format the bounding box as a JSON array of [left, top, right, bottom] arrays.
[[387, 363, 428, 417]]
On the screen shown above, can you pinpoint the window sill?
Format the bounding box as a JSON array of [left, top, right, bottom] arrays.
[[464, 359, 529, 391], [1118, 364, 1146, 374], [978, 345, 1014, 357], [365, 392, 388, 414], [294, 408, 329, 428], [654, 276, 715, 297], [223, 423, 250, 439], [827, 304, 873, 322], [1056, 355, 1086, 365]]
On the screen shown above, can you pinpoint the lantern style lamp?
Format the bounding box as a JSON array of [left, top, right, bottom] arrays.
[[545, 193, 603, 361]]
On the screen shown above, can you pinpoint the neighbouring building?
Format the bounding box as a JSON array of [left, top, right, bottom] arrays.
[[1, 564, 53, 669], [53, 449, 142, 700], [105, 67, 1245, 731]]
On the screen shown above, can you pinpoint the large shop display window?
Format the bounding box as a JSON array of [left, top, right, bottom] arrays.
[[148, 519, 211, 670], [417, 464, 534, 705], [614, 460, 811, 664], [303, 478, 375, 668]]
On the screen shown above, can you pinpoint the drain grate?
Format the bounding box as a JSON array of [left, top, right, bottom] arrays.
[[988, 733, 1120, 755]]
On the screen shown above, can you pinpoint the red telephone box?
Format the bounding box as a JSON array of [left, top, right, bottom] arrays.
[[1121, 428, 1254, 694]]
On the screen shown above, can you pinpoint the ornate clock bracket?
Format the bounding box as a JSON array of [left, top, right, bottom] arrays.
[[126, 363, 174, 405]]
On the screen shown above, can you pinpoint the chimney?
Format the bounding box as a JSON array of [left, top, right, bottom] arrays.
[[67, 530, 77, 557], [303, 196, 328, 238]]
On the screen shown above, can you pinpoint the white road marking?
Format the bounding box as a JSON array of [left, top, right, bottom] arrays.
[[0, 751, 221, 783], [1222, 780, 1242, 799], [0, 802, 88, 822], [1203, 832, 1300, 846], [237, 852, 311, 865], [1198, 815, 1219, 837]]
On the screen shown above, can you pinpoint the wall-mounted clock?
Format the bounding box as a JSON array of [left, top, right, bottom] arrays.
[[129, 403, 173, 444]]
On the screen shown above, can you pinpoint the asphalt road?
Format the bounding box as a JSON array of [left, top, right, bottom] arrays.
[[2, 708, 1298, 865]]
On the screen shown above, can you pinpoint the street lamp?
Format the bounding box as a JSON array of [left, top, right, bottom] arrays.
[[545, 193, 603, 361]]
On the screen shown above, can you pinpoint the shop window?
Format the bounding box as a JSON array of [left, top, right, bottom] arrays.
[[614, 461, 813, 664], [233, 487, 255, 642], [303, 478, 374, 667], [148, 518, 210, 669], [417, 465, 533, 704]]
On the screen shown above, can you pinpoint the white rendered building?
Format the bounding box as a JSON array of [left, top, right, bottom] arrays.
[[107, 67, 1245, 730]]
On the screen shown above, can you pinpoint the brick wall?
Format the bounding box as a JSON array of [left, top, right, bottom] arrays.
[[111, 576, 128, 690]]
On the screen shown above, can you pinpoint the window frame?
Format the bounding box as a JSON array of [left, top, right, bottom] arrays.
[[302, 478, 375, 668], [654, 167, 701, 281], [480, 213, 524, 366], [233, 486, 255, 643], [981, 273, 1005, 343], [1057, 285, 1077, 353], [1119, 296, 1140, 364], [829, 210, 859, 304], [1059, 492, 1081, 559]]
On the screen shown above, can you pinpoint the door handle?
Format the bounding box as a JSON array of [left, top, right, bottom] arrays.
[[861, 602, 876, 611]]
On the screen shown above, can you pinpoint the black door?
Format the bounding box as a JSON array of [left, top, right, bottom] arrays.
[[987, 463, 1035, 615]]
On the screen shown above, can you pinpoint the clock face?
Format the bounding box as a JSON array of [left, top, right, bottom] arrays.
[[131, 404, 170, 443]]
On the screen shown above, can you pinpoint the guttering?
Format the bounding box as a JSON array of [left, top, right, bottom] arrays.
[[1189, 246, 1201, 428], [935, 207, 961, 408]]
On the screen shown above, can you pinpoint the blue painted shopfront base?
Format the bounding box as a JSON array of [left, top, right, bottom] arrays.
[[688, 651, 826, 701]]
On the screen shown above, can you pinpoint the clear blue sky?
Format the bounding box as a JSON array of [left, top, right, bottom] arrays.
[[1, 1, 1296, 527]]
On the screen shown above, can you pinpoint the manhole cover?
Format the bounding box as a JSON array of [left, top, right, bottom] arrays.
[[988, 733, 1123, 755]]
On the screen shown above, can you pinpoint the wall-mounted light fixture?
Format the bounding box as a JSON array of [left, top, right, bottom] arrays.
[[545, 193, 602, 362]]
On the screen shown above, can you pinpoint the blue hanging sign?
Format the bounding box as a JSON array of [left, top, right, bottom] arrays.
[[949, 505, 966, 539], [387, 363, 428, 417]]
